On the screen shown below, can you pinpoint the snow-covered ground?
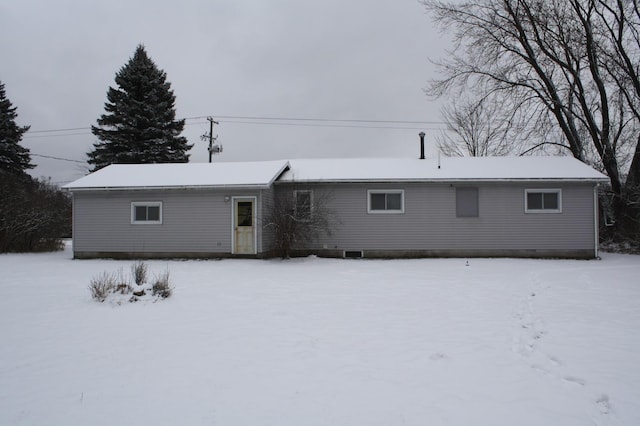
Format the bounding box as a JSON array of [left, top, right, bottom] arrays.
[[1, 244, 638, 426]]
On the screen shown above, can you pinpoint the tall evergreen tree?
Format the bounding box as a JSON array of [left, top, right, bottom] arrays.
[[0, 81, 33, 177], [88, 45, 192, 171]]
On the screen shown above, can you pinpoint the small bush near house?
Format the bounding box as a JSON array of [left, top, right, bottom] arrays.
[[151, 270, 172, 299], [131, 260, 148, 286], [114, 268, 133, 295], [264, 189, 336, 259], [89, 262, 172, 303], [89, 272, 117, 302]]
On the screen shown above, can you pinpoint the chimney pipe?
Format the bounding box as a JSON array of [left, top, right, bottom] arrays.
[[419, 132, 426, 160]]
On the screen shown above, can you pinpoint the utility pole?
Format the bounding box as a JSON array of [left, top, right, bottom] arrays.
[[201, 117, 220, 163]]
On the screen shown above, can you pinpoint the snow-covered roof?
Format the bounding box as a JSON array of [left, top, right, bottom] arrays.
[[278, 156, 608, 183], [64, 156, 607, 191], [63, 160, 290, 190]]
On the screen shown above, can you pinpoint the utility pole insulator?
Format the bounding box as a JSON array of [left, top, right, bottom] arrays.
[[200, 117, 220, 163]]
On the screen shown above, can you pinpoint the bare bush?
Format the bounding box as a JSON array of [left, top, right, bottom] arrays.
[[151, 270, 172, 299], [111, 268, 131, 295], [131, 261, 148, 286], [90, 264, 172, 303], [89, 271, 116, 302], [264, 188, 336, 259]]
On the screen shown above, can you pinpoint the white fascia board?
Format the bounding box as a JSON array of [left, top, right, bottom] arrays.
[[265, 161, 291, 187], [67, 184, 273, 192], [275, 177, 609, 184]]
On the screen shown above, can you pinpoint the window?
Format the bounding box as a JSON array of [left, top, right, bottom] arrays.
[[525, 189, 562, 213], [367, 190, 404, 213], [294, 190, 313, 220], [456, 187, 479, 217], [131, 202, 162, 224], [236, 201, 253, 226]]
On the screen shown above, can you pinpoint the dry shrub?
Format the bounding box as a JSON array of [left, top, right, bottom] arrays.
[[90, 264, 172, 303], [131, 261, 148, 286], [151, 270, 172, 299], [89, 271, 116, 302]]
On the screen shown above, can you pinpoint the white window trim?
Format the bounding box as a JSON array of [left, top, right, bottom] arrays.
[[524, 189, 562, 213], [367, 189, 405, 214], [293, 190, 313, 221], [131, 201, 163, 224]]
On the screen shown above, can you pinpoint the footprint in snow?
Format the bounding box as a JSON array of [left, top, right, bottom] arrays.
[[563, 376, 586, 386], [547, 355, 562, 366], [429, 353, 448, 361], [596, 394, 611, 414]]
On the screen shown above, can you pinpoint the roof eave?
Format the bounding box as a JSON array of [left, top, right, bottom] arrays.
[[276, 177, 609, 184], [66, 184, 273, 192]]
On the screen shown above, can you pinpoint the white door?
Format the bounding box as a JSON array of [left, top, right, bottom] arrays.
[[233, 198, 255, 254]]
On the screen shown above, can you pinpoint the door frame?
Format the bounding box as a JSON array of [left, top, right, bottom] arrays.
[[231, 196, 257, 255]]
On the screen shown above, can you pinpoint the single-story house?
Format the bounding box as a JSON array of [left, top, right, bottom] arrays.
[[63, 155, 608, 259]]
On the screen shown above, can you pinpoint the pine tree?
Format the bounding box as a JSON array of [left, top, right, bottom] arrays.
[[88, 45, 192, 171], [0, 81, 33, 177]]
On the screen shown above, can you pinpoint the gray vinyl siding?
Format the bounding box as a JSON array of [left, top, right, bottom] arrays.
[[277, 182, 596, 256], [72, 188, 267, 256], [71, 180, 597, 258], [260, 188, 276, 253]]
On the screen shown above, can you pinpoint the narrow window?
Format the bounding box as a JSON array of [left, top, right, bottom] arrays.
[[294, 190, 313, 221], [525, 189, 562, 213], [237, 201, 253, 226], [368, 190, 404, 213], [456, 187, 479, 217], [131, 202, 163, 224]]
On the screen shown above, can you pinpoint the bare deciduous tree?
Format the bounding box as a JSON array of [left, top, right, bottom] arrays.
[[436, 94, 519, 156], [424, 0, 640, 241], [0, 172, 72, 252]]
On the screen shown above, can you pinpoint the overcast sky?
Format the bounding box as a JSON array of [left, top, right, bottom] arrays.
[[1, 0, 450, 185]]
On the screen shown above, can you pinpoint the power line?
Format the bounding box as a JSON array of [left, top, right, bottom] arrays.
[[24, 131, 91, 139], [24, 115, 446, 136], [31, 153, 85, 164], [23, 115, 444, 168], [213, 119, 439, 131], [186, 115, 445, 125], [28, 126, 90, 134]]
